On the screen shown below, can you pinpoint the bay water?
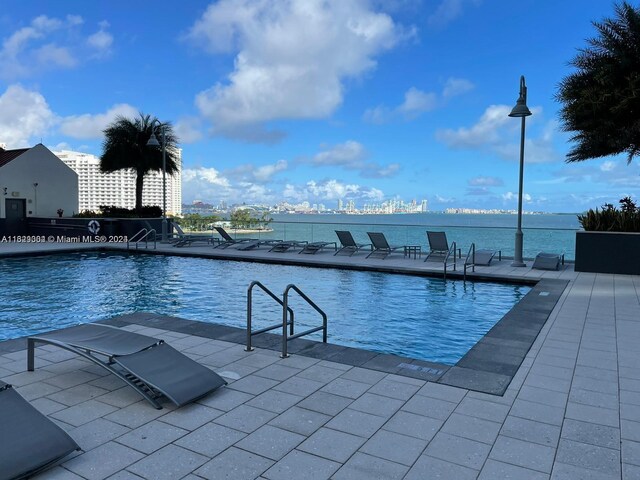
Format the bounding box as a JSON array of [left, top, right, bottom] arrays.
[[261, 213, 580, 261]]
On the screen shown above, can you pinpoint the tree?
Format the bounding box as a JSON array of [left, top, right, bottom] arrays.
[[100, 113, 180, 214], [556, 2, 640, 164], [230, 209, 253, 229]]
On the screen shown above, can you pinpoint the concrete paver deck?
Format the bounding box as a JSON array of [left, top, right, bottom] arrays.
[[0, 242, 638, 479]]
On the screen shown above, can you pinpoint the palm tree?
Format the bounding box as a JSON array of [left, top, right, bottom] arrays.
[[100, 112, 180, 214], [556, 2, 640, 164]]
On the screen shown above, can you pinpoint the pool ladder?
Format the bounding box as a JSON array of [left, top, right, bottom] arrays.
[[127, 228, 157, 250], [246, 281, 328, 358]]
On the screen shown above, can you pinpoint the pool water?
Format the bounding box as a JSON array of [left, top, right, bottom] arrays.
[[0, 252, 530, 364]]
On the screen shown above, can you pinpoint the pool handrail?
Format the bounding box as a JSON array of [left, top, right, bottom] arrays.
[[443, 241, 457, 280], [127, 227, 157, 250], [281, 284, 328, 358], [246, 281, 294, 352]]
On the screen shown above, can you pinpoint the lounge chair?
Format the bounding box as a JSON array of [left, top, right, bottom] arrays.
[[299, 241, 337, 254], [334, 230, 371, 256], [269, 240, 308, 252], [213, 226, 260, 249], [27, 323, 227, 409], [366, 232, 405, 259], [425, 231, 460, 262], [172, 223, 217, 247], [532, 252, 564, 271], [467, 249, 498, 266], [463, 245, 501, 279], [1, 380, 79, 479]]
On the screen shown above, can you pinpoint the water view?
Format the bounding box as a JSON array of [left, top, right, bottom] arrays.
[[234, 213, 581, 261]]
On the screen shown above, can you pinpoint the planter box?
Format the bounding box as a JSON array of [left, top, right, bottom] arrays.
[[575, 231, 640, 274]]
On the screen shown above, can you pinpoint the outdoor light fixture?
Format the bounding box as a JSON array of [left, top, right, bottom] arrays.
[[508, 75, 532, 267], [146, 122, 167, 242], [33, 183, 38, 216]]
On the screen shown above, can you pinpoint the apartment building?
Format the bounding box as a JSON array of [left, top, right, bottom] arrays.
[[54, 150, 182, 215]]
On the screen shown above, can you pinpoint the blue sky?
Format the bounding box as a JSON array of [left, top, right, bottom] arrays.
[[1, 0, 637, 213]]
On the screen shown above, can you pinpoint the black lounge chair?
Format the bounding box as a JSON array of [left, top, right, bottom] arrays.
[[28, 324, 227, 409], [172, 223, 217, 247], [213, 226, 260, 249], [0, 380, 79, 479], [366, 232, 405, 259], [334, 230, 371, 256], [532, 252, 564, 271], [269, 240, 308, 252], [425, 231, 460, 262], [468, 249, 497, 266], [299, 241, 337, 254]]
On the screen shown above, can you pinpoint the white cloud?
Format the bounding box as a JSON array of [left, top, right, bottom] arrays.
[[87, 21, 113, 54], [182, 165, 388, 205], [282, 179, 385, 204], [468, 176, 503, 187], [313, 141, 367, 167], [397, 87, 438, 117], [437, 104, 511, 147], [364, 163, 400, 178], [442, 77, 474, 98], [550, 159, 640, 188], [362, 105, 388, 124], [183, 167, 231, 187], [436, 104, 557, 163], [174, 116, 204, 144], [0, 84, 56, 148], [428, 0, 463, 27], [296, 179, 384, 202], [601, 161, 616, 172], [0, 15, 113, 79], [434, 194, 456, 203], [182, 167, 234, 204], [428, 0, 480, 28], [502, 191, 533, 203], [364, 79, 471, 124], [226, 160, 289, 183], [0, 15, 84, 79], [254, 160, 288, 182], [59, 104, 138, 139], [187, 0, 411, 142], [33, 44, 77, 67], [311, 140, 399, 178]]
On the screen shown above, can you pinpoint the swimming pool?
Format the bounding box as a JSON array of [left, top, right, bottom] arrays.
[[0, 252, 530, 364]]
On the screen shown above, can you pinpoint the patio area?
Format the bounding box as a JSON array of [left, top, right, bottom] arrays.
[[1, 242, 639, 479]]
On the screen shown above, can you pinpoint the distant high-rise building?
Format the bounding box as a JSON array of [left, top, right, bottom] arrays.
[[421, 199, 428, 212], [338, 199, 343, 211], [54, 149, 182, 215], [347, 199, 355, 212]]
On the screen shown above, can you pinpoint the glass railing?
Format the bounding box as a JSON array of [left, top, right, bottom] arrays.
[[221, 220, 579, 261]]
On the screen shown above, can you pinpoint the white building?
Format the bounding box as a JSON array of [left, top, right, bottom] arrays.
[[0, 144, 78, 226], [54, 150, 182, 215]]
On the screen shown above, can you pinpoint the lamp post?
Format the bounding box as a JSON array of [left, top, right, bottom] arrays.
[[508, 76, 532, 267], [146, 122, 167, 242]]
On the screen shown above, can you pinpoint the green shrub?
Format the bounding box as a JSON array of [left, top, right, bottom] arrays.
[[578, 197, 640, 232]]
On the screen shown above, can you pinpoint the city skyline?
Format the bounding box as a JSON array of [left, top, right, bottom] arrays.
[[1, 1, 638, 213]]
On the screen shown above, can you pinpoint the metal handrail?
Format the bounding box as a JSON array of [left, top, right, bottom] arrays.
[[127, 228, 157, 250], [443, 241, 457, 280], [464, 243, 476, 280], [281, 284, 327, 358], [246, 281, 294, 352]]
